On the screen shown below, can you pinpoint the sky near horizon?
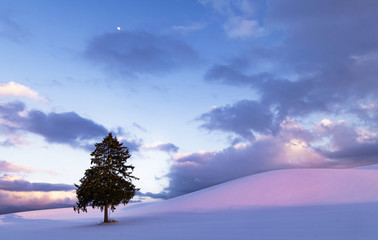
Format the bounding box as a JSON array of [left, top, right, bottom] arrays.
[[1, 0, 378, 213]]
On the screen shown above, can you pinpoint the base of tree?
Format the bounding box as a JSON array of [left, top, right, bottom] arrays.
[[101, 219, 119, 224]]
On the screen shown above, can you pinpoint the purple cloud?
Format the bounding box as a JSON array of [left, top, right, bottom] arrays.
[[0, 187, 75, 215], [198, 100, 274, 139], [203, 0, 378, 124], [0, 101, 108, 149], [0, 102, 142, 153], [25, 111, 108, 145], [120, 139, 142, 153], [144, 143, 179, 153], [163, 119, 378, 198], [0, 178, 75, 192], [0, 162, 75, 215], [313, 120, 378, 165], [0, 160, 33, 174]]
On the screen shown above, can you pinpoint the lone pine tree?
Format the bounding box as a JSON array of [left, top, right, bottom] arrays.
[[74, 133, 139, 223]]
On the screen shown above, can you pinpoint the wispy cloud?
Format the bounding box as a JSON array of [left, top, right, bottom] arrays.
[[84, 30, 198, 77], [0, 160, 58, 176], [0, 15, 30, 43], [143, 142, 179, 153], [172, 23, 205, 33], [0, 160, 33, 174], [223, 17, 264, 39], [0, 135, 26, 148], [199, 0, 266, 39]]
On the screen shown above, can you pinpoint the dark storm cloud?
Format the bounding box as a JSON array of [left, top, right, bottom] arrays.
[[84, 30, 198, 76], [198, 100, 274, 139], [0, 101, 108, 149], [0, 178, 75, 192]]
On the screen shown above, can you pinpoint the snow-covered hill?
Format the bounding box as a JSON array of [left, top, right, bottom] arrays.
[[1, 166, 378, 239], [157, 167, 378, 211]]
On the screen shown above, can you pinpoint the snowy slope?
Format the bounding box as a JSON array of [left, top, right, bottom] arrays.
[[155, 168, 378, 211], [1, 167, 378, 240]]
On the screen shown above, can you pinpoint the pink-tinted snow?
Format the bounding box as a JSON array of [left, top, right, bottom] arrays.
[[144, 168, 378, 214], [1, 166, 378, 240]]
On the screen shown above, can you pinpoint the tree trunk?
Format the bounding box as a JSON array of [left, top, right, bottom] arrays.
[[104, 205, 109, 223]]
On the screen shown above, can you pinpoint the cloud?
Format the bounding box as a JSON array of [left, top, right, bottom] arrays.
[[0, 160, 57, 176], [322, 143, 378, 162], [198, 100, 274, 139], [0, 189, 75, 215], [0, 175, 75, 192], [199, 0, 258, 17], [0, 163, 74, 214], [172, 23, 205, 34], [136, 191, 169, 200], [163, 118, 378, 198], [165, 135, 325, 198], [0, 174, 75, 214], [0, 15, 30, 43], [132, 122, 147, 132], [84, 30, 198, 76], [0, 81, 46, 102], [0, 160, 33, 174], [205, 63, 357, 122], [0, 135, 26, 147], [26, 111, 107, 146], [199, 0, 265, 38], [143, 142, 179, 153], [265, 0, 378, 69], [202, 0, 378, 134], [352, 103, 378, 130], [312, 119, 378, 165], [223, 17, 264, 39], [120, 139, 141, 153], [0, 101, 108, 149]]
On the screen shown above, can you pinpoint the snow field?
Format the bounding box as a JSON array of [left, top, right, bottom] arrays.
[[1, 166, 378, 239]]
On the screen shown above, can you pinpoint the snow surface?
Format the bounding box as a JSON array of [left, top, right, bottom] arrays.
[[1, 167, 378, 239]]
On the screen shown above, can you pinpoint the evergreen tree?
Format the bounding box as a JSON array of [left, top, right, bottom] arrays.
[[74, 133, 139, 223]]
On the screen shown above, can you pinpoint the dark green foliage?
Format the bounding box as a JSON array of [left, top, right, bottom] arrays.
[[74, 133, 139, 222]]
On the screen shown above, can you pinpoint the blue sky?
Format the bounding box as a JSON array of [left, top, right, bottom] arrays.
[[1, 0, 378, 213]]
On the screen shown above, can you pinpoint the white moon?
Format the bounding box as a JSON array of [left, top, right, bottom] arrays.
[[117, 27, 121, 31]]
